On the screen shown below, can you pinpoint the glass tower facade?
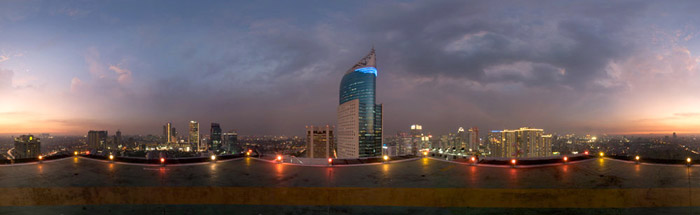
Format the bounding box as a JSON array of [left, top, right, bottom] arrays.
[[338, 48, 382, 158]]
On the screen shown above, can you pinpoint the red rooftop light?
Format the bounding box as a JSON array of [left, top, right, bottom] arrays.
[[511, 159, 516, 165], [563, 156, 568, 162], [160, 158, 165, 163], [584, 151, 589, 155], [471, 156, 476, 162], [276, 155, 282, 161], [328, 158, 333, 164]]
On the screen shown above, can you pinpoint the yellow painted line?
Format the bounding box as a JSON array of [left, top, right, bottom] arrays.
[[0, 187, 697, 208]]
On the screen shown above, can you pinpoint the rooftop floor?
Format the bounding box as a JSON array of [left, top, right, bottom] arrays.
[[1, 156, 699, 214]]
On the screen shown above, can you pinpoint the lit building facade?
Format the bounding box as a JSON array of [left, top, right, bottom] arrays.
[[306, 125, 335, 158], [189, 121, 200, 151], [468, 127, 479, 152], [488, 127, 552, 158], [14, 135, 41, 159], [337, 48, 382, 158], [87, 130, 108, 151]]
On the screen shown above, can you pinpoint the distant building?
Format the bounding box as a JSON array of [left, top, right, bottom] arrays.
[[337, 48, 382, 158], [210, 123, 222, 151], [189, 121, 200, 151], [306, 125, 335, 158], [468, 127, 479, 152], [162, 122, 176, 144], [456, 127, 467, 150], [222, 131, 238, 153], [488, 127, 552, 158], [87, 130, 108, 151], [112, 130, 122, 150], [14, 135, 41, 159]]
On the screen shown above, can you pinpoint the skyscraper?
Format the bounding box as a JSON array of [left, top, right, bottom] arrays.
[[162, 122, 176, 144], [13, 135, 41, 159], [468, 127, 479, 152], [337, 48, 383, 158], [189, 121, 200, 151], [210, 123, 222, 151], [306, 125, 335, 158], [222, 131, 238, 153], [87, 130, 108, 151]]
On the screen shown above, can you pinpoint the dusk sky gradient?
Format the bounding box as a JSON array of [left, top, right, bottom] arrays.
[[2, 0, 700, 136]]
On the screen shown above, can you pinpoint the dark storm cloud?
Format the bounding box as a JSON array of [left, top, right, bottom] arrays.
[[130, 0, 653, 135], [360, 1, 644, 89]]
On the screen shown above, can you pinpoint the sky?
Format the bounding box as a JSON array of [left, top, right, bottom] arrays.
[[1, 0, 700, 136]]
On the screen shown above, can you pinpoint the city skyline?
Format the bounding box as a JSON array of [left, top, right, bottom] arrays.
[[2, 1, 700, 136]]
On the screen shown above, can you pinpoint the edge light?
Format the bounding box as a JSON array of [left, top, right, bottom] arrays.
[[355, 67, 378, 76]]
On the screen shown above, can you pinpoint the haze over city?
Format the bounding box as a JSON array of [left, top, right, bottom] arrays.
[[1, 0, 700, 136]]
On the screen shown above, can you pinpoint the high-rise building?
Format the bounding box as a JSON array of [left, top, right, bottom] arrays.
[[13, 135, 40, 159], [456, 127, 467, 150], [87, 130, 108, 151], [210, 123, 222, 151], [189, 121, 200, 151], [337, 48, 383, 158], [112, 130, 122, 150], [488, 127, 551, 158], [409, 124, 425, 155], [468, 127, 479, 152], [222, 131, 238, 153], [306, 125, 335, 158], [162, 122, 176, 144]]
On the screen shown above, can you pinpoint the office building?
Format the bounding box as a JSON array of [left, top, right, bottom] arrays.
[[306, 125, 335, 158], [337, 48, 383, 158], [210, 123, 222, 151], [189, 121, 200, 151], [87, 130, 108, 151], [163, 122, 176, 144], [222, 131, 238, 153], [13, 135, 41, 159], [468, 127, 479, 152]]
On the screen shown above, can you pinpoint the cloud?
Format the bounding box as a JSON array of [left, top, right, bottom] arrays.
[[674, 113, 700, 118], [70, 77, 82, 92], [109, 65, 132, 85], [0, 55, 8, 63]]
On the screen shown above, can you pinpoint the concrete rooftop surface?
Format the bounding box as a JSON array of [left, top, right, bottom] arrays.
[[1, 156, 700, 214]]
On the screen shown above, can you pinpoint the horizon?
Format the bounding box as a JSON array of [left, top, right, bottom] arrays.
[[2, 0, 700, 136]]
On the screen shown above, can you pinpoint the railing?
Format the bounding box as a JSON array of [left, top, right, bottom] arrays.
[[1, 152, 699, 167]]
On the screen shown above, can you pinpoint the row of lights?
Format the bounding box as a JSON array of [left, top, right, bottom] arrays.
[[53, 150, 697, 167]]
